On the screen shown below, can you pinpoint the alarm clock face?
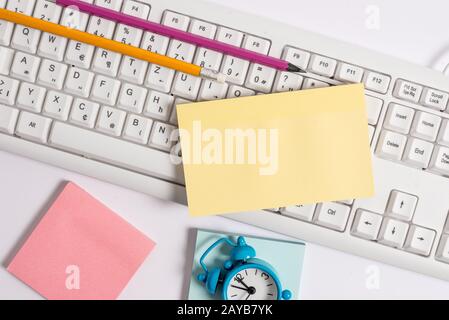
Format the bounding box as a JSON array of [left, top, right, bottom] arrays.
[[224, 267, 279, 300]]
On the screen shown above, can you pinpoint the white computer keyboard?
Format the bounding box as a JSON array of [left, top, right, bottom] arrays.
[[2, 0, 449, 282]]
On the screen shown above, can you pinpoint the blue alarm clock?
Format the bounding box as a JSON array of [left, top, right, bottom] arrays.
[[197, 236, 292, 300]]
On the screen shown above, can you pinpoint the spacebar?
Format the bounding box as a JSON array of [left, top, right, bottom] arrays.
[[49, 122, 185, 185]]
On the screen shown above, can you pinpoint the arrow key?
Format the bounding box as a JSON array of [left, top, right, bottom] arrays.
[[351, 209, 383, 240], [405, 225, 435, 256], [386, 190, 418, 221], [378, 218, 409, 248]]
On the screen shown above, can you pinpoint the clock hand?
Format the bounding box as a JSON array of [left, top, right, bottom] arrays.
[[231, 285, 249, 292], [245, 293, 251, 300], [236, 277, 250, 290]]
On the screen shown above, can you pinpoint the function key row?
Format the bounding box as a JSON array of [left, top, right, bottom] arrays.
[[282, 46, 391, 94]]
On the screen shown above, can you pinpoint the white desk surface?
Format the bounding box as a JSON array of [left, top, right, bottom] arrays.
[[2, 0, 449, 300]]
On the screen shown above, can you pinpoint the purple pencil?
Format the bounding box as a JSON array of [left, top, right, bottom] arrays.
[[56, 0, 305, 73]]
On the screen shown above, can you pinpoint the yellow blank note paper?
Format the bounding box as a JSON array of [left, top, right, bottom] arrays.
[[177, 84, 374, 216]]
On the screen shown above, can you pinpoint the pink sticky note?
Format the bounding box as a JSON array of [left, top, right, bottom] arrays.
[[7, 182, 155, 300]]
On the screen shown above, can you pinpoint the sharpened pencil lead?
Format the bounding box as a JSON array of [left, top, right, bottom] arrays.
[[287, 63, 306, 73]]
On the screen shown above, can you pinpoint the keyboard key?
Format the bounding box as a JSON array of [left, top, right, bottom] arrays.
[[0, 47, 14, 75], [335, 63, 364, 83], [92, 49, 122, 77], [0, 20, 14, 46], [430, 145, 449, 176], [42, 91, 73, 121], [162, 11, 190, 31], [167, 40, 196, 63], [121, 0, 150, 19], [6, 0, 36, 15], [37, 59, 68, 90], [385, 190, 417, 221], [393, 80, 423, 103], [404, 225, 435, 256], [437, 119, 449, 147], [96, 106, 126, 136], [376, 130, 407, 161], [421, 88, 449, 111], [49, 121, 184, 184], [95, 0, 123, 11], [308, 54, 337, 77], [436, 234, 449, 263], [169, 97, 190, 125], [365, 95, 383, 125], [0, 75, 19, 105], [302, 78, 329, 90], [15, 111, 52, 143], [37, 32, 68, 61], [227, 85, 255, 98], [69, 98, 99, 128], [281, 204, 316, 221], [91, 75, 121, 105], [60, 7, 89, 31], [245, 64, 276, 93], [313, 202, 351, 231], [383, 103, 414, 134], [403, 137, 433, 169], [86, 16, 116, 39], [378, 218, 409, 248], [33, 0, 62, 22], [198, 80, 228, 101], [351, 209, 383, 240], [368, 125, 375, 144], [242, 35, 271, 55], [189, 19, 217, 39], [141, 32, 170, 54], [194, 48, 223, 71], [0, 104, 19, 134], [221, 56, 249, 85], [172, 72, 201, 100], [364, 71, 391, 94], [16, 83, 46, 112], [11, 25, 40, 53], [114, 24, 143, 46], [144, 90, 174, 121], [117, 83, 147, 113], [118, 56, 148, 84], [145, 64, 175, 93], [149, 121, 177, 151], [274, 72, 303, 92], [215, 26, 244, 46], [64, 67, 95, 97], [65, 41, 95, 68], [282, 47, 311, 71], [411, 111, 441, 142], [10, 52, 41, 82], [123, 114, 153, 144]]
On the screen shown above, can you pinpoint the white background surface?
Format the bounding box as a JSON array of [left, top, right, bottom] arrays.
[[2, 0, 449, 299]]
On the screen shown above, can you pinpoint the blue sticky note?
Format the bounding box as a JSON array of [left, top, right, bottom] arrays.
[[187, 229, 306, 300]]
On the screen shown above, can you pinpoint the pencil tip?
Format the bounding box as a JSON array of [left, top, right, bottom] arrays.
[[287, 63, 306, 73]]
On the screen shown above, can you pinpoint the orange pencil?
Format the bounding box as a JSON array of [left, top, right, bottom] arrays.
[[0, 8, 226, 82]]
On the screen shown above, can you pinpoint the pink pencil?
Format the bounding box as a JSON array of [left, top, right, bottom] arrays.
[[56, 0, 305, 73]]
